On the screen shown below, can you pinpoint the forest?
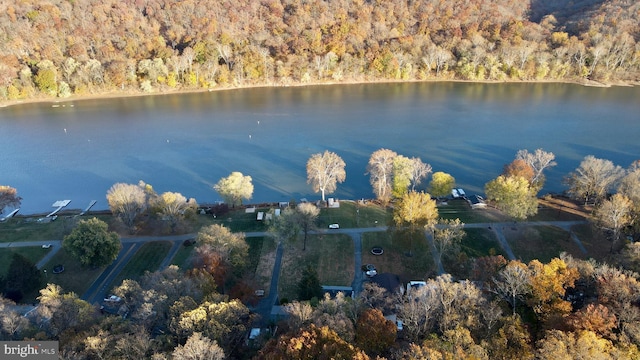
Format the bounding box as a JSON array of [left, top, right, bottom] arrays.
[[0, 0, 639, 102]]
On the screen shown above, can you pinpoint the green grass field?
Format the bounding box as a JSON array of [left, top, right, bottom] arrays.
[[107, 241, 173, 290], [460, 228, 505, 258], [42, 248, 105, 298], [361, 229, 435, 284], [278, 233, 354, 301], [505, 225, 584, 263], [0, 247, 50, 277]]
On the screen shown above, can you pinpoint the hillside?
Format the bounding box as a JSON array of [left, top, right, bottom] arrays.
[[0, 0, 638, 104]]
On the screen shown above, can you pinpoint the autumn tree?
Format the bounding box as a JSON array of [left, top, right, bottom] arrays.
[[256, 324, 370, 360], [432, 218, 466, 266], [152, 191, 198, 232], [565, 155, 624, 205], [485, 175, 538, 220], [593, 193, 633, 252], [63, 217, 121, 267], [536, 330, 621, 360], [527, 258, 579, 327], [409, 157, 432, 191], [394, 191, 438, 255], [0, 185, 21, 215], [214, 171, 253, 207], [367, 148, 397, 203], [269, 202, 319, 251], [516, 148, 557, 187], [306, 150, 346, 202], [106, 182, 150, 229], [0, 296, 29, 340], [392, 155, 413, 199], [172, 332, 225, 360], [504, 159, 535, 184], [493, 260, 531, 315], [429, 171, 455, 198], [171, 299, 252, 355], [37, 284, 98, 338], [196, 224, 249, 269], [354, 308, 397, 356]]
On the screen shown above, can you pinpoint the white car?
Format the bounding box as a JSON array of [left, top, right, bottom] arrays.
[[328, 223, 340, 229], [104, 295, 122, 302], [42, 244, 52, 249]]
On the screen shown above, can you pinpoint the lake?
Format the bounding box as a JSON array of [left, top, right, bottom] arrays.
[[1, 82, 639, 215]]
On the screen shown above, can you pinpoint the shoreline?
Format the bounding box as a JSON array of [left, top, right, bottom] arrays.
[[1, 77, 636, 110]]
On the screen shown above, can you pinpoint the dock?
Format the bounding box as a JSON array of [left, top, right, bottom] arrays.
[[0, 208, 19, 222], [47, 200, 71, 217], [79, 200, 97, 216]]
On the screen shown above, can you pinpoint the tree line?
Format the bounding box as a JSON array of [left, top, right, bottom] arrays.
[[1, 0, 639, 102]]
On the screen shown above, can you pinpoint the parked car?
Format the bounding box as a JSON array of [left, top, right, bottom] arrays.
[[104, 295, 122, 302], [328, 223, 340, 229], [42, 244, 52, 249]]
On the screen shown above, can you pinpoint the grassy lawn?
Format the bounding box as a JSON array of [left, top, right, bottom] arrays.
[[437, 199, 509, 223], [505, 225, 585, 263], [170, 243, 197, 270], [0, 247, 50, 277], [246, 236, 278, 295], [571, 223, 611, 261], [361, 230, 435, 284], [42, 248, 105, 297], [317, 201, 392, 228], [278, 233, 354, 301], [460, 228, 505, 258], [107, 241, 172, 290]]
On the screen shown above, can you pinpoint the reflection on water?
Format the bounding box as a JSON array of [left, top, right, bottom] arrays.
[[1, 82, 638, 214]]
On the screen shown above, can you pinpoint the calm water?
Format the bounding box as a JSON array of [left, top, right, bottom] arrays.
[[1, 82, 639, 215]]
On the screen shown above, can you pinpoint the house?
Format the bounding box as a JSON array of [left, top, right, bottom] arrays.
[[467, 195, 487, 209]]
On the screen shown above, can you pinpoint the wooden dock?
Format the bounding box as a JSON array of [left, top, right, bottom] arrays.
[[79, 200, 97, 216]]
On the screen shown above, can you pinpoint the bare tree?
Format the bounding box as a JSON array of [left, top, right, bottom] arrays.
[[172, 332, 225, 360], [306, 150, 346, 202], [106, 182, 148, 229], [493, 261, 531, 315], [565, 155, 624, 205], [213, 172, 253, 207], [153, 192, 197, 232], [367, 148, 398, 203], [516, 148, 557, 187], [409, 157, 432, 191], [269, 203, 319, 251], [593, 193, 633, 252], [432, 218, 465, 265], [196, 224, 249, 268]]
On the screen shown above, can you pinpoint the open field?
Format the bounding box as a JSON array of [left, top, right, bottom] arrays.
[[460, 228, 505, 258], [437, 199, 509, 223], [361, 230, 435, 284], [278, 233, 354, 301], [0, 247, 50, 277], [504, 225, 586, 263], [106, 241, 173, 291], [42, 248, 105, 298], [571, 223, 611, 261]]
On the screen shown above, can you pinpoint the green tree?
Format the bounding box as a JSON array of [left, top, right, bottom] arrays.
[[392, 155, 413, 199], [37, 284, 97, 338], [306, 150, 347, 202], [63, 217, 121, 267], [0, 253, 43, 303], [429, 171, 455, 198], [298, 265, 323, 301], [0, 185, 21, 215], [213, 171, 253, 207], [485, 175, 538, 220]]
